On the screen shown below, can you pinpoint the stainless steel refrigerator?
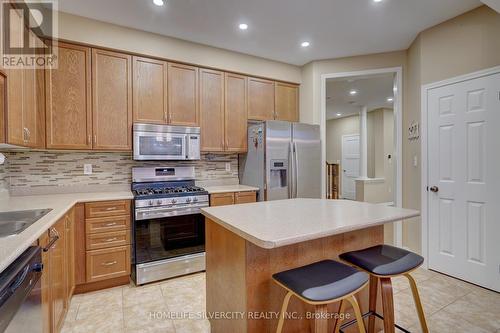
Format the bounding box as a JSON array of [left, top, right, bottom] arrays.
[[239, 120, 321, 201]]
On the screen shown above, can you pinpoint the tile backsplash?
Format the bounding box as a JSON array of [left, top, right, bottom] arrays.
[[0, 151, 239, 196]]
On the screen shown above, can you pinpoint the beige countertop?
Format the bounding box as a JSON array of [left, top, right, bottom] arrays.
[[204, 184, 259, 194], [0, 191, 133, 273], [201, 199, 419, 249]]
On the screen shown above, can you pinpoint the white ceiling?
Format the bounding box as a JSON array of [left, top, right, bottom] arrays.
[[57, 0, 481, 66], [326, 73, 394, 120]]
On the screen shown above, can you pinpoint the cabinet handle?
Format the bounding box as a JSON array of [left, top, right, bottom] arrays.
[[23, 128, 28, 142], [87, 134, 91, 145], [104, 237, 118, 242], [26, 128, 31, 141], [101, 261, 117, 266], [102, 222, 117, 227], [104, 207, 117, 211], [93, 135, 97, 145]]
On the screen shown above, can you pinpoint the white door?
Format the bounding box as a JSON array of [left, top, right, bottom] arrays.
[[427, 72, 500, 291], [341, 134, 360, 200]]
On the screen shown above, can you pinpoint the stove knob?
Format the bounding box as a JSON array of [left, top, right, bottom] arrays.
[[186, 198, 192, 203], [171, 199, 177, 204], [157, 200, 162, 205], [148, 200, 154, 206], [193, 197, 198, 203]]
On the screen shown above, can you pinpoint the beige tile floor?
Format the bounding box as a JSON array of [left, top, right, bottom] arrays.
[[62, 268, 499, 333]]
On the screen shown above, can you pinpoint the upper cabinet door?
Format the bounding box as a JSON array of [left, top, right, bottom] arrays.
[[5, 8, 24, 146], [0, 73, 5, 144], [46, 42, 92, 149], [247, 77, 275, 121], [167, 63, 199, 126], [275, 82, 299, 122], [225, 73, 247, 152], [132, 56, 168, 124], [200, 69, 224, 152], [92, 49, 132, 151]]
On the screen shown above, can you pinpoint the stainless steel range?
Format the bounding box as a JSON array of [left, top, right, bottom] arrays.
[[131, 166, 208, 285]]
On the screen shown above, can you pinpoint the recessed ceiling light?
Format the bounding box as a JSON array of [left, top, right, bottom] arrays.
[[238, 23, 248, 30], [349, 90, 358, 96], [373, 0, 383, 2], [301, 41, 310, 48], [336, 113, 342, 116], [387, 97, 394, 102], [153, 0, 164, 6]]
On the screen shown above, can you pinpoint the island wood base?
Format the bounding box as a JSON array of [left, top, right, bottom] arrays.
[[206, 218, 385, 333]]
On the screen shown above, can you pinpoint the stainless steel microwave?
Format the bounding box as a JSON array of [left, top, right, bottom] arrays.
[[133, 123, 201, 160]]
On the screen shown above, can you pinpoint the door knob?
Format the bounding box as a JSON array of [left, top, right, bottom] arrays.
[[429, 186, 439, 193]]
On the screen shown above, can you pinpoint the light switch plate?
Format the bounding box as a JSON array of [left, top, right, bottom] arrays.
[[84, 164, 93, 175], [225, 162, 231, 172]]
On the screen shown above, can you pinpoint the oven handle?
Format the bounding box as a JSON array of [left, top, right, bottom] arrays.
[[135, 205, 208, 220]]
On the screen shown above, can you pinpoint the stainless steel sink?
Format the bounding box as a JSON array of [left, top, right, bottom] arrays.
[[0, 209, 52, 237]]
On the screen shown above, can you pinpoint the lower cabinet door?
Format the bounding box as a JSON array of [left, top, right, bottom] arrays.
[[51, 218, 67, 333], [234, 191, 257, 204], [86, 246, 131, 283], [210, 193, 235, 206]]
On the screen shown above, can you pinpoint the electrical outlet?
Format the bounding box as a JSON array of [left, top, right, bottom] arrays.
[[84, 164, 93, 175], [225, 162, 231, 172]]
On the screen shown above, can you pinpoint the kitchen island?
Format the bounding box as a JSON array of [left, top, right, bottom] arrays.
[[201, 199, 419, 333]]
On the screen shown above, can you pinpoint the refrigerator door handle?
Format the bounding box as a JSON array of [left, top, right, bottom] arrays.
[[293, 142, 299, 198]]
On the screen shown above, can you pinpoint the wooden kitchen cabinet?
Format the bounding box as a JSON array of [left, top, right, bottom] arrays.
[[86, 246, 131, 283], [1, 11, 45, 148], [0, 72, 5, 144], [210, 191, 257, 207], [50, 217, 67, 333], [132, 56, 168, 124], [247, 77, 275, 121], [92, 49, 133, 150], [234, 191, 258, 204], [65, 208, 76, 299], [225, 73, 248, 152], [85, 200, 131, 218], [275, 82, 299, 122], [200, 69, 225, 151], [210, 193, 235, 207], [168, 63, 199, 126], [39, 232, 51, 333], [45, 42, 92, 149]]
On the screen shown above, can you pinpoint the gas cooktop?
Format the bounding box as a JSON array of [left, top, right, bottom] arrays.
[[133, 182, 208, 199]]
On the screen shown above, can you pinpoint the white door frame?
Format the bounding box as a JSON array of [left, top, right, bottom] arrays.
[[341, 133, 360, 200], [321, 67, 403, 246], [420, 65, 500, 267]]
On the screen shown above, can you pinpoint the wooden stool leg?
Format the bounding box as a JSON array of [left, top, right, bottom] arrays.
[[333, 300, 346, 333], [405, 273, 429, 333], [313, 304, 329, 333], [380, 278, 395, 333], [276, 291, 293, 333], [367, 275, 378, 333], [346, 296, 367, 333]]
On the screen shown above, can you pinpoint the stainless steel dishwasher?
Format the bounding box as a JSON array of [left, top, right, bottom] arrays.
[[0, 246, 43, 333]]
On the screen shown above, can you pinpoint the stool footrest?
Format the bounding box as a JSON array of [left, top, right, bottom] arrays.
[[338, 311, 411, 333]]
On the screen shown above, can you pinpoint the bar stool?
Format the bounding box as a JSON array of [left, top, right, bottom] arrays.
[[340, 245, 428, 333], [272, 260, 368, 333]]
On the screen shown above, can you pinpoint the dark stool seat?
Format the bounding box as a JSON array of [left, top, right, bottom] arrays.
[[273, 260, 369, 302], [339, 244, 424, 276], [272, 259, 368, 333], [340, 245, 428, 333]]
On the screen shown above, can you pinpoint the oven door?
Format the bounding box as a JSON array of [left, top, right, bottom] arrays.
[[133, 131, 187, 160], [134, 213, 205, 265]]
